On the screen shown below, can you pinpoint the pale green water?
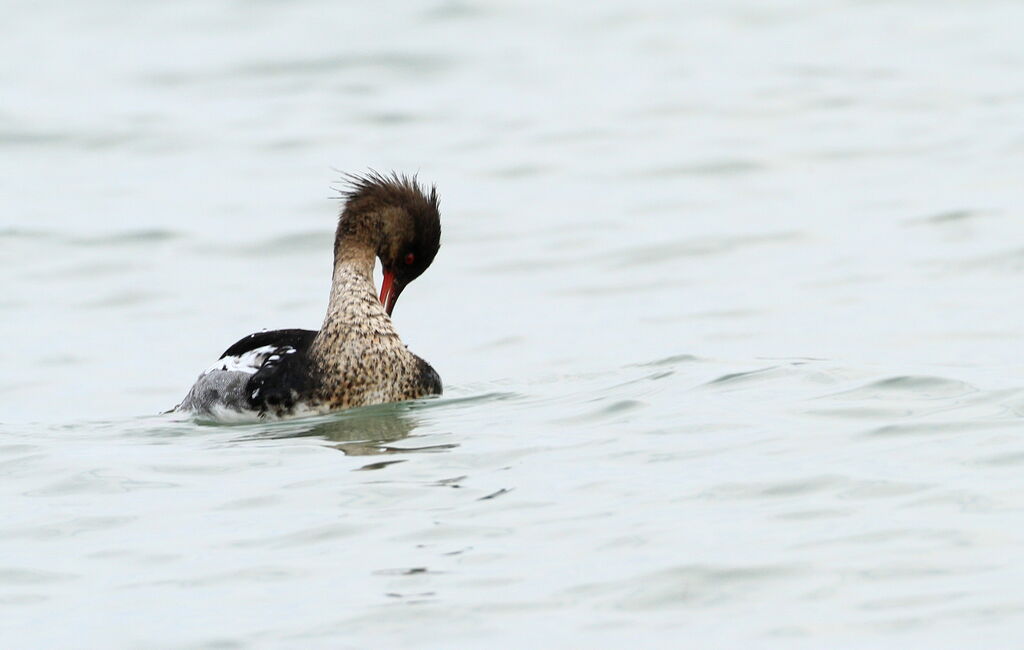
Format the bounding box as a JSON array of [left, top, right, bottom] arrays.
[[3, 1, 1024, 647]]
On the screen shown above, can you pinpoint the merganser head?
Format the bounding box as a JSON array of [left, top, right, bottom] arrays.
[[335, 171, 441, 316]]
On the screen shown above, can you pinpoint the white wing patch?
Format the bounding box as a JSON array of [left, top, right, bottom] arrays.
[[203, 345, 290, 375]]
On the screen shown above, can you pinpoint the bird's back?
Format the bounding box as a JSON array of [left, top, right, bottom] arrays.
[[176, 329, 318, 420]]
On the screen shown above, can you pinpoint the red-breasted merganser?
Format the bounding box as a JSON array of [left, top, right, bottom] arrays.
[[175, 172, 442, 421]]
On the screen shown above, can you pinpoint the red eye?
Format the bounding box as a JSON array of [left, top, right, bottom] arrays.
[[404, 253, 415, 265]]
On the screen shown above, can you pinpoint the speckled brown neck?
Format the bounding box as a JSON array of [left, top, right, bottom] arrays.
[[330, 241, 376, 293], [304, 249, 432, 409], [315, 248, 397, 352]]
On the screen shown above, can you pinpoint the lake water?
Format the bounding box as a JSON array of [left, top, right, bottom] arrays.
[[3, 0, 1024, 647]]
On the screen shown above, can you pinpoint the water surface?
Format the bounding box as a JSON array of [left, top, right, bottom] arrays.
[[3, 0, 1024, 647]]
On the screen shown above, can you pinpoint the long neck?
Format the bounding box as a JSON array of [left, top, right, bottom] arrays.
[[322, 211, 381, 319], [308, 244, 405, 392], [323, 242, 378, 325], [311, 234, 400, 359], [310, 210, 404, 366]]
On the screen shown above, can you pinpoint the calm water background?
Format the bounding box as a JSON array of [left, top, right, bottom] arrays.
[[3, 0, 1024, 647]]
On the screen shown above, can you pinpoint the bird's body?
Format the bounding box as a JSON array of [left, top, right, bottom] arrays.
[[175, 172, 443, 421]]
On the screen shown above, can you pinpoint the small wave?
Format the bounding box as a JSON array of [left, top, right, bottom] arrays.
[[0, 130, 72, 146], [0, 228, 56, 241], [79, 289, 164, 309], [638, 159, 765, 177], [698, 475, 842, 500], [610, 231, 802, 268], [561, 399, 647, 424], [703, 365, 782, 387], [74, 230, 183, 246], [635, 353, 702, 367], [415, 391, 524, 411], [239, 231, 332, 256], [828, 375, 977, 400], [572, 563, 804, 610], [934, 247, 1024, 274], [908, 208, 991, 225], [863, 420, 1010, 438], [231, 53, 452, 78]]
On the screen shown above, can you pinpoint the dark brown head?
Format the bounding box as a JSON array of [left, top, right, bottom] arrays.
[[335, 171, 441, 316]]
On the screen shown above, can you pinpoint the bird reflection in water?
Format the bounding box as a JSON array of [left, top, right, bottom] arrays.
[[239, 402, 456, 463]]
